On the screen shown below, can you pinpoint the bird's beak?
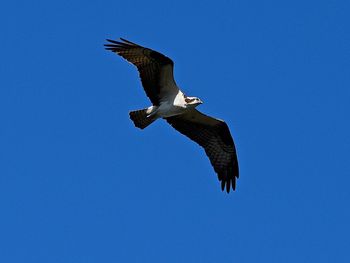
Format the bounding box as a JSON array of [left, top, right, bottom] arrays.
[[199, 99, 204, 104]]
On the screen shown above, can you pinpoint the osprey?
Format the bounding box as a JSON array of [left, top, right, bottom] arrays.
[[105, 38, 239, 193]]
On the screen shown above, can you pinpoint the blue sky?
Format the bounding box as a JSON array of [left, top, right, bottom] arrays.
[[1, 0, 350, 262]]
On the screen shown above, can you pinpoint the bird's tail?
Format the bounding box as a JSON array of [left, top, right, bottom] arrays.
[[129, 108, 157, 129]]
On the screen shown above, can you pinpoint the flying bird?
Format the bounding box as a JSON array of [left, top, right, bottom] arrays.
[[104, 38, 239, 193]]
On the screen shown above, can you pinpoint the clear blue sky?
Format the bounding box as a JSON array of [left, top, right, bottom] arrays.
[[1, 0, 349, 262]]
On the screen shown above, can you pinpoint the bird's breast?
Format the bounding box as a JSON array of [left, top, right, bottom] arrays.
[[157, 102, 186, 118]]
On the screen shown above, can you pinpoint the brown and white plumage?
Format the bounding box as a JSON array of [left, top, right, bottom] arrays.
[[105, 38, 239, 193]]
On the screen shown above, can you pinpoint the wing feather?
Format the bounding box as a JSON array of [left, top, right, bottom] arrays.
[[104, 38, 179, 105], [166, 109, 239, 193]]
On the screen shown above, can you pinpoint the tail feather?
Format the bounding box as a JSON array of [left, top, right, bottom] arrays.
[[129, 109, 156, 129]]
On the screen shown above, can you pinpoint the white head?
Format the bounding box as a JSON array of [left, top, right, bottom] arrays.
[[185, 96, 203, 108]]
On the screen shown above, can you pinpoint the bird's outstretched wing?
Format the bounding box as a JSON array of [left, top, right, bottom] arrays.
[[166, 109, 239, 193], [105, 38, 179, 106]]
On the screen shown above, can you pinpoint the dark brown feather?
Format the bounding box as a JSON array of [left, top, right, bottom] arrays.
[[104, 38, 176, 106], [166, 109, 239, 193]]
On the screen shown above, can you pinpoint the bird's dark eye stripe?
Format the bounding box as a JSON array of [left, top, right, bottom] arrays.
[[185, 98, 195, 103]]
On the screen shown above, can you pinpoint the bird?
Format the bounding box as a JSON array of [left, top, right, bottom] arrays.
[[104, 38, 239, 193]]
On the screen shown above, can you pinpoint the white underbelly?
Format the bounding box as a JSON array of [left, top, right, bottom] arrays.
[[156, 102, 186, 118]]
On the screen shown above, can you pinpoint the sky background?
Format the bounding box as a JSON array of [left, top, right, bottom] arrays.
[[1, 0, 350, 262]]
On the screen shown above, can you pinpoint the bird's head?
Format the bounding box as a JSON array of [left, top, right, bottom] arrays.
[[185, 96, 203, 108]]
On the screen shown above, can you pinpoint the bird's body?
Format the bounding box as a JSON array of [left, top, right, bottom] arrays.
[[105, 38, 239, 193], [147, 91, 187, 118]]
